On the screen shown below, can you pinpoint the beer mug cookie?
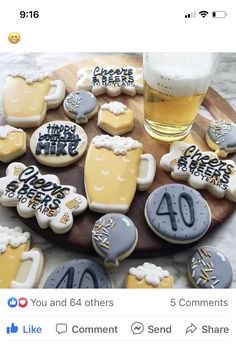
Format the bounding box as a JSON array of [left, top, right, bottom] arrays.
[[160, 141, 236, 202], [0, 125, 26, 163], [0, 226, 43, 288], [76, 66, 143, 96], [63, 91, 98, 124], [30, 121, 88, 167], [0, 162, 87, 234], [92, 213, 138, 268], [44, 259, 113, 288], [98, 101, 134, 135], [206, 120, 236, 157], [84, 134, 156, 213], [3, 71, 65, 128], [126, 262, 174, 288]]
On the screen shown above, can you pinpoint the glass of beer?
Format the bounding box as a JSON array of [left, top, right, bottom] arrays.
[[144, 53, 219, 142]]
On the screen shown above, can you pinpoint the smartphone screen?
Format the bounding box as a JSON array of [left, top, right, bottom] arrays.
[[0, 1, 235, 344]]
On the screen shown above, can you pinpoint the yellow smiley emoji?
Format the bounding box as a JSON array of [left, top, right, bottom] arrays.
[[8, 32, 20, 44]]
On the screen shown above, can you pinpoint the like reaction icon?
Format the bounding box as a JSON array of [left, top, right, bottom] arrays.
[[7, 297, 28, 308], [6, 323, 18, 334]]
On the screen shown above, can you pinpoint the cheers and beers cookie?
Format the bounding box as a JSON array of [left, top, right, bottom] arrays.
[[206, 120, 236, 157], [126, 262, 173, 288], [0, 163, 87, 234], [0, 125, 26, 163], [145, 184, 211, 244], [187, 246, 233, 288], [63, 91, 98, 124], [30, 121, 88, 167], [84, 134, 156, 213], [98, 101, 134, 135], [3, 71, 65, 128], [160, 141, 236, 202], [44, 259, 113, 288], [76, 66, 143, 96], [92, 213, 138, 268], [0, 226, 43, 288]]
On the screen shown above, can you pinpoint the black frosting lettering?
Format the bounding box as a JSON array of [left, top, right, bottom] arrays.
[[184, 145, 196, 157], [56, 267, 75, 288], [179, 193, 195, 227], [156, 192, 178, 231]]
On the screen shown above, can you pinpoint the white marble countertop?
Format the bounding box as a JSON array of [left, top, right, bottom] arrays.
[[0, 53, 235, 289]]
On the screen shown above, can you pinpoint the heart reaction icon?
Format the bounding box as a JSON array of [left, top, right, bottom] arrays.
[[18, 297, 28, 308]]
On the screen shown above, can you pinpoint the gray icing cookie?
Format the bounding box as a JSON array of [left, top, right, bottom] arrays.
[[92, 213, 138, 267], [63, 91, 98, 124], [206, 120, 236, 157], [188, 246, 233, 288], [145, 184, 211, 244], [43, 259, 112, 288]]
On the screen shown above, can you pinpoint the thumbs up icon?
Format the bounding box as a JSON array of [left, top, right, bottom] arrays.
[[6, 323, 18, 334]]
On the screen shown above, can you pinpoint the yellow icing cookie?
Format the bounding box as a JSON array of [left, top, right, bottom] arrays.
[[3, 71, 65, 128], [98, 101, 134, 135], [0, 226, 44, 288], [0, 125, 26, 163], [125, 262, 174, 288]]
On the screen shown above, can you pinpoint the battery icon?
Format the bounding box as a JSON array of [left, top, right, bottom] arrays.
[[212, 11, 227, 18]]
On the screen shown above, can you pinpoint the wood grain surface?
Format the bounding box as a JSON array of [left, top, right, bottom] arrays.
[[0, 55, 235, 257]]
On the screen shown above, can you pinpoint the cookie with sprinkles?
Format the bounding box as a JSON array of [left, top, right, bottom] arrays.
[[187, 246, 233, 288], [206, 119, 236, 157], [144, 184, 211, 244]]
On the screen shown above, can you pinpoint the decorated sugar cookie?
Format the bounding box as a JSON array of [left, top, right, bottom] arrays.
[[92, 213, 138, 267], [160, 141, 236, 202], [126, 262, 174, 288], [206, 120, 236, 157], [0, 125, 26, 163], [44, 259, 113, 288], [98, 101, 134, 135], [30, 121, 88, 167], [187, 246, 233, 288], [0, 163, 87, 234], [63, 91, 98, 124], [145, 184, 211, 244], [76, 66, 143, 96], [0, 226, 43, 288], [3, 71, 65, 128], [84, 134, 156, 213]]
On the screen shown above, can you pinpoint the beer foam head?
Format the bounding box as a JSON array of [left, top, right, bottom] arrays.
[[0, 125, 23, 139], [129, 262, 170, 287], [0, 226, 30, 254], [9, 71, 52, 84], [92, 134, 142, 155], [101, 101, 127, 115], [144, 53, 217, 96]]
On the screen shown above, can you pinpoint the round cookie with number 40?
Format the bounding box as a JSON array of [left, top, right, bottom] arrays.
[[145, 184, 211, 244]]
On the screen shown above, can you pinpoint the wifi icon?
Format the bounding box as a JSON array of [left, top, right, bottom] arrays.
[[199, 10, 209, 18]]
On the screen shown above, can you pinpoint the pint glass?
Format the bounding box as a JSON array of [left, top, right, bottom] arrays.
[[144, 53, 218, 142]]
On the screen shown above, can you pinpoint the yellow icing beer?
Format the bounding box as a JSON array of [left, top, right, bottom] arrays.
[[144, 53, 218, 142]]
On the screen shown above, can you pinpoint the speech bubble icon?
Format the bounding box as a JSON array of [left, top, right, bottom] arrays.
[[131, 322, 144, 335], [56, 323, 68, 335]]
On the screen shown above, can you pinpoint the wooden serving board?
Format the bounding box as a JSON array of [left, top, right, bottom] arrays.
[[0, 55, 235, 257]]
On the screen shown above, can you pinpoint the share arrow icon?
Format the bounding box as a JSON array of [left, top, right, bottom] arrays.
[[186, 323, 197, 334]]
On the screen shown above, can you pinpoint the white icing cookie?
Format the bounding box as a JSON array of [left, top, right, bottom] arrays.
[[30, 121, 88, 167], [0, 163, 88, 234], [160, 141, 236, 202], [98, 101, 134, 135], [3, 71, 65, 128], [0, 125, 26, 163], [0, 226, 43, 288], [84, 134, 156, 213], [76, 66, 143, 96], [126, 262, 174, 288]]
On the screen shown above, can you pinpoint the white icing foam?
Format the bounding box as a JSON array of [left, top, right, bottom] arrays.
[[129, 262, 170, 287], [0, 226, 30, 254], [92, 135, 142, 155], [0, 125, 23, 139], [101, 101, 127, 115], [144, 53, 217, 96], [9, 71, 52, 84]]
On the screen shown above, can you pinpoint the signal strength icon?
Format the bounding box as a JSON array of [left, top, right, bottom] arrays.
[[185, 11, 196, 18], [199, 10, 209, 18]]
